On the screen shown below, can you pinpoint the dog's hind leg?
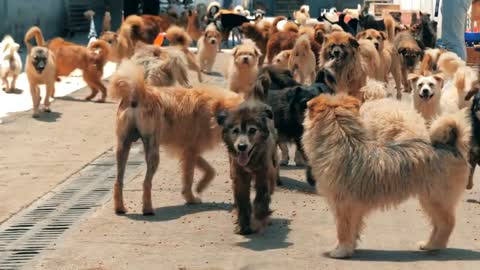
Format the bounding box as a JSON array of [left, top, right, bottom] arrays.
[[278, 143, 290, 166], [141, 136, 160, 215], [181, 153, 202, 204], [233, 170, 253, 235], [392, 65, 402, 99], [30, 85, 41, 118], [10, 74, 18, 92], [195, 156, 216, 194], [83, 72, 106, 102], [83, 73, 99, 101], [418, 196, 457, 250], [2, 77, 9, 91]]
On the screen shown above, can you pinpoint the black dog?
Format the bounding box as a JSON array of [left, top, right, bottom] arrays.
[[319, 13, 359, 36], [467, 87, 480, 190], [207, 13, 250, 48], [412, 12, 437, 49]]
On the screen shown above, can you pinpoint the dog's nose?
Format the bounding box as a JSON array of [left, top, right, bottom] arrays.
[[332, 49, 341, 57], [421, 89, 430, 96], [374, 43, 379, 49], [211, 40, 216, 44], [243, 57, 249, 63], [237, 144, 247, 152]]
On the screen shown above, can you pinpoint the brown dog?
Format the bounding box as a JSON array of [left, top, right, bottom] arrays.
[[99, 15, 144, 62], [47, 38, 109, 102], [24, 27, 57, 118], [240, 22, 268, 66], [217, 100, 278, 235], [357, 29, 402, 99], [110, 60, 243, 215], [186, 9, 203, 43], [394, 31, 423, 93], [319, 31, 380, 100]]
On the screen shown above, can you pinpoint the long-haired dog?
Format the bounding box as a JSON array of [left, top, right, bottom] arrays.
[[358, 6, 395, 41], [0, 35, 22, 92], [240, 22, 268, 66], [227, 39, 261, 96], [288, 34, 317, 84], [420, 48, 446, 75], [319, 31, 379, 100], [394, 31, 423, 93], [197, 23, 221, 73], [272, 49, 291, 70], [47, 37, 110, 102], [24, 26, 57, 118], [356, 29, 402, 99], [302, 94, 470, 258], [408, 73, 444, 122], [110, 60, 243, 215], [293, 5, 310, 26], [165, 25, 203, 82], [131, 42, 190, 88], [216, 100, 278, 234], [99, 15, 144, 62], [467, 90, 480, 190]]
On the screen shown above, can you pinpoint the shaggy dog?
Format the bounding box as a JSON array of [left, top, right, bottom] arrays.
[[99, 15, 144, 62], [110, 60, 243, 215], [420, 48, 446, 75], [411, 12, 437, 49], [47, 38, 110, 102], [227, 40, 261, 96], [394, 31, 423, 93], [186, 9, 204, 43], [293, 5, 310, 26], [358, 6, 395, 41], [197, 23, 221, 73], [437, 51, 467, 80], [468, 91, 480, 190], [288, 35, 317, 84], [302, 94, 470, 258], [217, 100, 278, 234], [356, 29, 402, 99], [240, 22, 268, 66], [0, 35, 22, 92], [272, 50, 291, 70], [24, 26, 57, 118], [165, 26, 203, 82], [408, 73, 444, 122], [319, 31, 380, 100], [131, 42, 190, 88]]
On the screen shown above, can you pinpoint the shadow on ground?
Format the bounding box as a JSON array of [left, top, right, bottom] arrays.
[[330, 248, 480, 262], [2, 88, 23, 94], [278, 176, 315, 193], [34, 111, 62, 122], [235, 218, 292, 251], [124, 202, 232, 222]]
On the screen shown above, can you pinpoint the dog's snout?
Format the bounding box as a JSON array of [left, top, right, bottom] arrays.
[[421, 89, 429, 96], [332, 49, 341, 57], [237, 144, 248, 152], [243, 56, 249, 63], [374, 43, 379, 49], [210, 39, 216, 44]]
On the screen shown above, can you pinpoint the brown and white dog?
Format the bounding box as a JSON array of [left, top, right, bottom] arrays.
[[227, 39, 262, 96], [197, 23, 221, 73], [394, 31, 423, 93]]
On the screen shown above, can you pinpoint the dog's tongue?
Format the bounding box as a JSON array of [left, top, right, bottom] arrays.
[[237, 152, 249, 167]]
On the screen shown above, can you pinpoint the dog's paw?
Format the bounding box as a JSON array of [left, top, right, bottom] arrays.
[[142, 209, 155, 216], [185, 196, 202, 205], [43, 107, 51, 113], [329, 245, 354, 259], [32, 112, 40, 118], [279, 159, 289, 166], [417, 241, 444, 251], [466, 181, 474, 190], [234, 224, 254, 235], [114, 206, 127, 215]]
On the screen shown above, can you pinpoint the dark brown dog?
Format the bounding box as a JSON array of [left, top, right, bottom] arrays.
[[217, 100, 279, 235], [394, 31, 423, 92]]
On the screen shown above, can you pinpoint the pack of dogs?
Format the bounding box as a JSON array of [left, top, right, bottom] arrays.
[[2, 2, 480, 259]]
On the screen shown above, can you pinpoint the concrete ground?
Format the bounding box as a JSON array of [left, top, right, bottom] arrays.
[[1, 53, 480, 270]]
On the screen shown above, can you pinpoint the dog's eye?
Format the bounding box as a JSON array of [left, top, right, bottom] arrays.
[[248, 127, 257, 135], [232, 128, 240, 135], [340, 44, 345, 48], [367, 37, 373, 40], [429, 83, 434, 87], [296, 53, 299, 57]]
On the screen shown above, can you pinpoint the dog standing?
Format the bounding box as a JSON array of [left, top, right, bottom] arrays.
[[197, 23, 221, 73], [227, 40, 261, 96], [217, 100, 278, 235], [24, 26, 57, 118], [288, 34, 317, 84], [394, 31, 423, 93], [0, 35, 22, 92]]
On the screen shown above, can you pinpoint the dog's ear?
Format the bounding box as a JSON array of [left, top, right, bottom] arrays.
[[216, 110, 229, 126], [407, 73, 420, 84], [254, 46, 262, 57], [231, 47, 238, 57], [433, 74, 444, 89], [356, 31, 366, 40], [349, 37, 359, 49], [465, 81, 480, 101], [338, 95, 361, 113], [379, 31, 388, 40]]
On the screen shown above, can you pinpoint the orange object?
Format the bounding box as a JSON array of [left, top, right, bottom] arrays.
[[154, 33, 165, 46]]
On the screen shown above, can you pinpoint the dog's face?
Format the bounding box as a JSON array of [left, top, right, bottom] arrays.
[[204, 29, 220, 45], [314, 23, 329, 44], [321, 32, 359, 67], [217, 101, 273, 167], [398, 47, 422, 68], [408, 73, 443, 101], [100, 31, 118, 46], [356, 29, 386, 51], [29, 47, 49, 73], [272, 50, 291, 68], [232, 43, 261, 68]]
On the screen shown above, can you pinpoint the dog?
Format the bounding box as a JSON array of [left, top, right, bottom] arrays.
[[319, 31, 380, 100], [256, 65, 299, 90], [197, 23, 221, 73], [467, 90, 480, 190], [99, 15, 143, 62], [411, 12, 437, 49], [394, 31, 423, 93], [0, 35, 22, 92], [294, 4, 310, 26], [302, 94, 470, 258], [358, 6, 395, 41], [356, 29, 402, 99], [288, 35, 317, 84], [110, 60, 243, 215], [240, 22, 268, 66], [102, 11, 111, 33], [47, 37, 109, 102], [227, 39, 261, 96], [216, 100, 278, 234], [207, 3, 250, 48], [408, 73, 444, 121], [272, 50, 291, 70], [437, 51, 467, 80], [186, 9, 204, 43], [24, 27, 57, 118], [131, 42, 190, 88], [165, 26, 203, 82], [420, 48, 446, 75]]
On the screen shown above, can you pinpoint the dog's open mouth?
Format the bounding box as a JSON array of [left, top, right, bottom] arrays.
[[237, 145, 255, 167], [419, 92, 434, 100]]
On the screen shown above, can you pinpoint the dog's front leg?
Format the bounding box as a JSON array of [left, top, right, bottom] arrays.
[[252, 168, 272, 233], [233, 169, 253, 235]]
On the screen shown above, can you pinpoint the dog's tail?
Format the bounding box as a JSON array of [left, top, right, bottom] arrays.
[[429, 109, 471, 160], [89, 39, 110, 66], [383, 14, 395, 41], [270, 16, 286, 34], [166, 26, 192, 48], [120, 15, 144, 42], [283, 21, 299, 33], [1, 35, 19, 55], [24, 26, 46, 52], [109, 60, 147, 107], [438, 51, 466, 79]]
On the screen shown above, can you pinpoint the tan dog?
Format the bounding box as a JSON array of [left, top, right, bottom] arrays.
[[394, 32, 423, 93], [272, 49, 291, 69], [110, 60, 243, 215], [48, 38, 109, 102], [0, 35, 22, 92], [408, 73, 444, 122], [319, 31, 380, 100], [99, 15, 144, 62], [357, 29, 402, 99], [197, 23, 221, 73], [303, 94, 470, 258], [420, 48, 446, 75], [227, 39, 261, 96], [288, 34, 316, 84], [24, 27, 57, 118]]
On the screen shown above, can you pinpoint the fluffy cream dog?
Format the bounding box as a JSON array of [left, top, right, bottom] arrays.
[[0, 35, 22, 92], [227, 39, 261, 96], [272, 49, 291, 69], [197, 23, 221, 73], [288, 34, 316, 84], [303, 94, 470, 258], [409, 73, 444, 122]]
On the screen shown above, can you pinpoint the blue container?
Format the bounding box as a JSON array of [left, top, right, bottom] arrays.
[[465, 32, 480, 46]]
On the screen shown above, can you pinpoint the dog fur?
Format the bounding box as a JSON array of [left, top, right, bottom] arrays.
[[216, 100, 278, 234], [227, 40, 261, 96], [420, 48, 446, 75], [288, 34, 317, 84], [186, 9, 204, 42], [302, 94, 470, 258], [468, 91, 480, 190], [110, 60, 243, 215], [272, 50, 291, 70], [0, 35, 22, 92], [394, 31, 423, 93], [24, 26, 57, 118], [240, 22, 268, 66], [358, 7, 395, 41], [197, 23, 221, 73]]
